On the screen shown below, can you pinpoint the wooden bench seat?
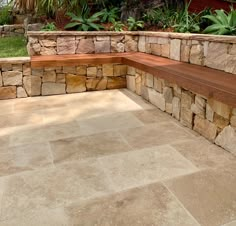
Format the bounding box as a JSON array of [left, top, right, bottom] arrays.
[[31, 52, 236, 107]]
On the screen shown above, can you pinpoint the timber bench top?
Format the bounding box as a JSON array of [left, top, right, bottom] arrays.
[[31, 52, 236, 107]]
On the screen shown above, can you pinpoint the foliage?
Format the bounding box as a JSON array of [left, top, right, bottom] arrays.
[[0, 36, 28, 58], [110, 21, 125, 31], [203, 8, 236, 35], [0, 5, 11, 25], [65, 4, 104, 31], [127, 16, 144, 31], [100, 7, 119, 23], [41, 22, 57, 31]]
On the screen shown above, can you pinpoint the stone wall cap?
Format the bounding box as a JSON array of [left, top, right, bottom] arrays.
[[0, 57, 30, 64], [27, 31, 236, 43]]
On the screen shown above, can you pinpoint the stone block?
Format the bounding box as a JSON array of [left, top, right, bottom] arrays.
[[193, 116, 217, 141], [23, 63, 31, 76], [96, 36, 110, 41], [63, 67, 76, 74], [170, 39, 181, 61], [57, 36, 76, 54], [166, 103, 173, 114], [111, 36, 125, 53], [181, 44, 190, 62], [32, 69, 43, 77], [126, 75, 136, 92], [135, 73, 142, 95], [163, 87, 173, 103], [102, 64, 114, 76], [95, 41, 110, 53], [66, 74, 86, 93], [138, 36, 146, 52], [76, 66, 87, 75], [1, 64, 12, 71], [114, 65, 127, 76], [172, 97, 181, 120], [42, 82, 65, 96], [127, 66, 136, 76], [181, 108, 193, 128], [87, 67, 97, 77], [0, 86, 16, 100], [125, 35, 138, 52], [31, 76, 41, 96], [39, 39, 56, 47], [230, 115, 236, 127], [146, 73, 153, 88], [2, 71, 22, 86], [17, 87, 27, 98], [161, 44, 170, 58], [181, 91, 194, 108], [76, 38, 95, 54], [141, 86, 149, 101], [190, 45, 204, 65], [206, 103, 214, 122], [56, 74, 65, 83], [0, 72, 2, 87], [148, 88, 166, 111], [154, 77, 163, 93], [151, 44, 161, 56], [40, 47, 56, 55], [215, 126, 236, 155], [213, 114, 229, 129], [96, 77, 108, 90], [86, 77, 107, 91], [191, 95, 206, 118], [43, 71, 56, 82], [107, 77, 126, 89], [208, 99, 230, 119], [158, 38, 169, 45], [12, 64, 22, 71]]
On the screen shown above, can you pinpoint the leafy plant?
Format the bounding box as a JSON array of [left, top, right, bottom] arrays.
[[127, 16, 144, 31], [100, 7, 119, 23], [110, 21, 125, 31], [0, 5, 11, 25], [203, 8, 236, 35], [41, 22, 57, 31], [65, 4, 104, 31]]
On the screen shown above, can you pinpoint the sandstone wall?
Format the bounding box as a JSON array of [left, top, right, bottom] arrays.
[[0, 58, 127, 99], [27, 31, 236, 75], [0, 24, 25, 37]]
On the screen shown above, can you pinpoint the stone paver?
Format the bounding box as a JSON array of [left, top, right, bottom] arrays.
[[0, 89, 235, 226]]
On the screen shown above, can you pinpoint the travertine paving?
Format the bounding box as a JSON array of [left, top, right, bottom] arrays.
[[0, 89, 235, 226]]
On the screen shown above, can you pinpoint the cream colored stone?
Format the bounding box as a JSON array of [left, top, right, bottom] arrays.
[[151, 44, 161, 56], [141, 86, 149, 100], [166, 103, 173, 114], [125, 35, 138, 52], [206, 103, 214, 122], [126, 75, 136, 92], [2, 71, 22, 86], [163, 87, 173, 103], [230, 115, 236, 127], [23, 63, 31, 76], [102, 64, 114, 76], [57, 36, 76, 54], [214, 114, 229, 129], [63, 66, 76, 74], [76, 38, 95, 54], [76, 65, 87, 75], [190, 45, 204, 65], [87, 67, 97, 77], [1, 64, 12, 71], [172, 97, 181, 120], [0, 86, 16, 100], [32, 69, 43, 77], [154, 77, 162, 93], [43, 70, 56, 82], [17, 87, 27, 98], [56, 74, 65, 83], [161, 44, 170, 58], [42, 83, 66, 96], [208, 99, 230, 119], [146, 73, 153, 88], [31, 76, 42, 96], [39, 39, 56, 47], [114, 65, 127, 76], [135, 73, 142, 95], [215, 126, 236, 155], [12, 64, 22, 71], [181, 44, 190, 62], [107, 77, 126, 89], [170, 39, 181, 61], [193, 116, 217, 141], [148, 88, 165, 111], [95, 40, 110, 53], [138, 36, 146, 52], [127, 66, 136, 75], [40, 47, 56, 55], [0, 72, 2, 86], [111, 36, 125, 53], [66, 74, 86, 93]]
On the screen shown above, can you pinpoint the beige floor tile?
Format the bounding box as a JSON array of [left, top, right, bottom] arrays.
[[0, 135, 10, 149], [132, 109, 172, 124], [0, 207, 70, 226], [165, 164, 236, 226], [171, 138, 236, 169], [78, 112, 144, 134], [0, 143, 53, 177], [222, 221, 236, 226], [0, 159, 113, 221], [9, 121, 85, 147], [65, 182, 199, 226], [50, 131, 132, 164], [120, 122, 196, 149], [0, 101, 13, 115], [99, 145, 198, 191]]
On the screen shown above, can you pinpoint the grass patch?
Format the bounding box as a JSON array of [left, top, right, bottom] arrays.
[[0, 36, 28, 58]]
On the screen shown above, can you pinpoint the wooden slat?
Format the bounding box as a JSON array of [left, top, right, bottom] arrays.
[[31, 52, 236, 107]]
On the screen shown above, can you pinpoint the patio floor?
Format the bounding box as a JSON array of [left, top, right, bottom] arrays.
[[0, 89, 236, 226]]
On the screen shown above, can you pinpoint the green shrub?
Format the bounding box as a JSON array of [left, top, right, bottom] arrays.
[[127, 16, 144, 31], [203, 7, 236, 35], [41, 22, 57, 31], [0, 5, 11, 25], [110, 21, 125, 31], [100, 7, 119, 23]]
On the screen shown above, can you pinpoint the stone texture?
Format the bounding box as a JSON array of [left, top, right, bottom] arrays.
[[194, 116, 217, 141], [12, 64, 22, 71], [0, 72, 2, 86], [66, 74, 86, 93], [57, 36, 76, 54], [86, 78, 107, 91], [170, 39, 181, 61], [215, 126, 236, 155], [154, 77, 163, 93], [94, 40, 110, 53], [148, 88, 166, 111], [76, 38, 95, 54], [56, 74, 65, 83], [126, 75, 136, 92], [114, 65, 127, 76], [32, 69, 43, 77], [107, 77, 126, 89], [190, 44, 204, 65], [0, 86, 16, 100], [76, 66, 87, 75], [125, 35, 138, 52], [151, 44, 161, 56], [17, 87, 27, 98], [145, 73, 153, 88], [102, 64, 113, 76], [230, 116, 236, 127], [2, 71, 22, 86], [127, 66, 136, 76], [161, 44, 170, 58], [191, 95, 206, 118], [214, 114, 229, 129], [208, 99, 230, 119], [40, 47, 57, 55], [163, 87, 173, 103], [63, 66, 76, 74], [206, 103, 214, 122], [138, 36, 146, 52], [181, 44, 190, 62], [42, 70, 56, 82], [172, 97, 181, 120], [87, 67, 97, 77], [42, 83, 66, 96], [111, 36, 125, 53], [31, 76, 42, 96], [23, 64, 31, 76]]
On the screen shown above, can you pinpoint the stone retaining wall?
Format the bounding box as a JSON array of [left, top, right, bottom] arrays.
[[0, 57, 127, 99], [126, 67, 236, 155], [27, 31, 236, 75], [0, 24, 25, 37]]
